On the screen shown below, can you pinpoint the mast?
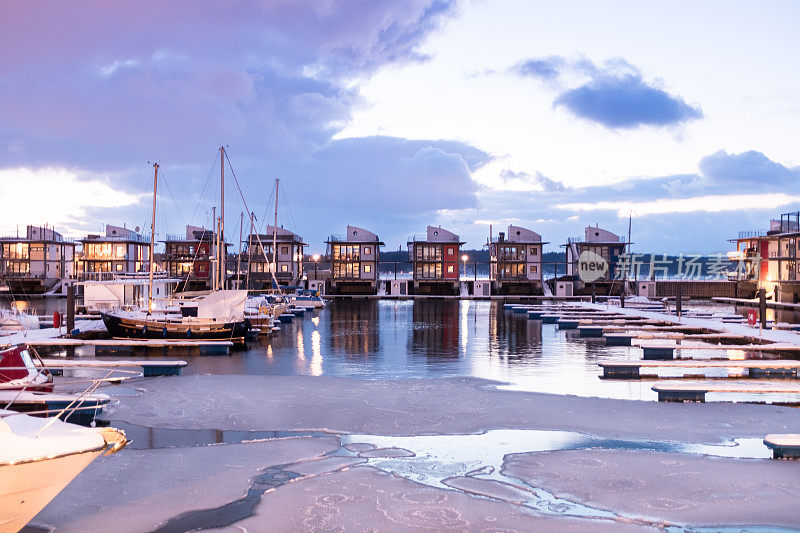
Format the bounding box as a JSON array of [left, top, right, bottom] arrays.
[[236, 211, 243, 287], [219, 146, 225, 291], [246, 212, 254, 290], [148, 163, 158, 313], [272, 178, 279, 288], [211, 206, 217, 292]]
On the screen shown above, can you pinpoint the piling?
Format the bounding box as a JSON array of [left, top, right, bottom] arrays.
[[591, 283, 596, 304], [66, 283, 76, 335], [759, 289, 767, 329], [675, 284, 682, 319]]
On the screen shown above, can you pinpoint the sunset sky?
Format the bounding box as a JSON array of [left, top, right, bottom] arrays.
[[1, 0, 798, 254]]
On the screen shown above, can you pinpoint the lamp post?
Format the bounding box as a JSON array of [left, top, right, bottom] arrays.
[[461, 254, 469, 280], [312, 254, 320, 279]]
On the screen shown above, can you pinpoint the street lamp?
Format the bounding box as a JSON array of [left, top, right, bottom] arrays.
[[461, 254, 468, 279], [312, 254, 320, 278]]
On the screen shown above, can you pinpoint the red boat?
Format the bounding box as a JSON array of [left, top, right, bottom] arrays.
[[0, 344, 54, 392]]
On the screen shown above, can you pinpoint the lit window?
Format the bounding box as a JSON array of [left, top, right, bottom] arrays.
[[116, 245, 125, 258], [364, 264, 372, 273], [531, 265, 537, 273], [447, 265, 454, 273], [281, 264, 288, 272], [116, 263, 123, 272], [364, 246, 371, 255]]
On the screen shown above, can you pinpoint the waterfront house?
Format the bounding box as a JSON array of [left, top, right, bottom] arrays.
[[242, 226, 306, 288], [78, 225, 150, 278], [326, 226, 384, 294], [0, 225, 76, 293], [408, 226, 464, 295], [489, 225, 547, 295], [163, 225, 216, 291], [564, 225, 627, 291], [731, 211, 800, 302]]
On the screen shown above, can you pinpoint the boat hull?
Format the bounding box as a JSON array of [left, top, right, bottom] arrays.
[[0, 446, 104, 532], [100, 313, 250, 342]]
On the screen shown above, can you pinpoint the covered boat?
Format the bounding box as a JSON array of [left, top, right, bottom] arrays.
[[100, 290, 251, 343], [0, 409, 126, 532]]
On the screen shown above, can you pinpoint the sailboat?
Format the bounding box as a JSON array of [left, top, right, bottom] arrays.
[[100, 153, 251, 345]]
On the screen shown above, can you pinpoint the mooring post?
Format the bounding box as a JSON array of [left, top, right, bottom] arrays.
[[676, 284, 682, 319], [66, 283, 75, 335], [759, 288, 767, 329], [619, 284, 625, 308], [775, 285, 780, 303], [591, 283, 596, 304]]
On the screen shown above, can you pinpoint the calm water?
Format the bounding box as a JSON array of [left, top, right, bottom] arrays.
[[12, 297, 800, 402]]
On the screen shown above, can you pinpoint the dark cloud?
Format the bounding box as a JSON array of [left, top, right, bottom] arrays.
[[0, 1, 457, 170], [513, 55, 702, 129], [554, 74, 703, 128]]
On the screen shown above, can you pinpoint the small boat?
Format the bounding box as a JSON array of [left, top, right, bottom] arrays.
[[0, 344, 53, 392], [0, 409, 126, 531]]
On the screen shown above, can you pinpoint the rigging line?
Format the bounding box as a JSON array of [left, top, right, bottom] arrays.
[[158, 169, 189, 229], [279, 184, 299, 236], [190, 152, 220, 225], [260, 186, 275, 234]]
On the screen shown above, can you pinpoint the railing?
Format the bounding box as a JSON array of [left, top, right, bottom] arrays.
[[738, 229, 767, 239], [408, 234, 460, 243], [490, 236, 541, 243], [567, 235, 625, 244], [82, 234, 150, 243], [0, 236, 75, 243]]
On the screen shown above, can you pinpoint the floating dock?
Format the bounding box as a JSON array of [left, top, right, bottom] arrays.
[[38, 358, 188, 376], [652, 381, 800, 402], [599, 359, 800, 379]]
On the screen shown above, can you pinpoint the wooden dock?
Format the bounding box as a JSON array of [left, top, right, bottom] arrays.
[[763, 434, 800, 459], [599, 359, 800, 379], [39, 358, 188, 377], [0, 338, 233, 355], [652, 381, 800, 402], [0, 390, 111, 424], [638, 341, 800, 360]]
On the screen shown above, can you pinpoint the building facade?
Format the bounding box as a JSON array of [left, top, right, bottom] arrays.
[[163, 225, 215, 291], [732, 211, 800, 302], [408, 226, 464, 295], [565, 226, 627, 284], [489, 225, 546, 295], [0, 225, 76, 293], [78, 225, 150, 278], [242, 226, 305, 288], [326, 226, 384, 294]]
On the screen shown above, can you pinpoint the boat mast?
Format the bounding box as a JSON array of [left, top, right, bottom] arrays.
[[236, 211, 243, 287], [148, 163, 158, 313], [272, 178, 279, 289], [219, 146, 225, 291], [211, 206, 217, 292], [246, 212, 254, 290]]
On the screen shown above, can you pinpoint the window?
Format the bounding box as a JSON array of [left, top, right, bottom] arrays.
[[281, 246, 289, 255], [333, 262, 360, 278], [333, 245, 360, 261], [531, 265, 538, 273], [116, 263, 123, 272], [531, 247, 538, 255], [415, 263, 442, 279], [364, 264, 372, 273], [364, 246, 371, 255], [281, 264, 288, 272], [445, 246, 455, 256], [115, 245, 125, 258], [414, 244, 442, 261], [446, 264, 454, 273]]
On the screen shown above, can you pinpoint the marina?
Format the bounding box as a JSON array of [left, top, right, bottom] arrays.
[[3, 2, 800, 531]]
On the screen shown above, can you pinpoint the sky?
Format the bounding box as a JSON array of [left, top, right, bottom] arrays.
[[1, 0, 799, 255]]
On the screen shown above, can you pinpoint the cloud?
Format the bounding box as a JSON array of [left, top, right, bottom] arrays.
[[699, 150, 800, 186], [513, 55, 702, 129], [514, 56, 565, 81], [0, 167, 140, 236], [499, 169, 568, 192], [554, 74, 703, 129]]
